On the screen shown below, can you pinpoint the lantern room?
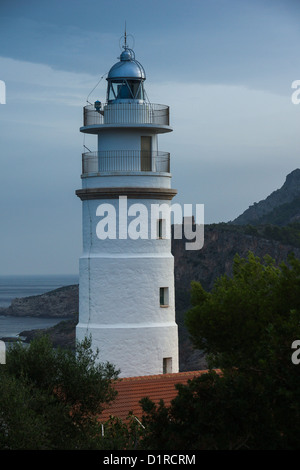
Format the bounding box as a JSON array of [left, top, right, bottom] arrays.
[[106, 46, 146, 103]]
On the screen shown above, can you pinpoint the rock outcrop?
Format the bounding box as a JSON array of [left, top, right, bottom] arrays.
[[232, 169, 300, 226], [0, 284, 78, 318], [173, 224, 300, 371], [19, 318, 77, 349], [173, 225, 300, 293]]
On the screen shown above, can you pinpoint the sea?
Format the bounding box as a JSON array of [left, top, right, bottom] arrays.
[[0, 274, 78, 341]]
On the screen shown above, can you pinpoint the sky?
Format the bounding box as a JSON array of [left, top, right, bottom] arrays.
[[0, 0, 299, 275]]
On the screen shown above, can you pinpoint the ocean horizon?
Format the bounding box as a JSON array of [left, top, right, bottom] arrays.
[[0, 274, 79, 341], [0, 274, 79, 308]]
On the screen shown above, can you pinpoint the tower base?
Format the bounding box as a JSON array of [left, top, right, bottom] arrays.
[[76, 322, 179, 378]]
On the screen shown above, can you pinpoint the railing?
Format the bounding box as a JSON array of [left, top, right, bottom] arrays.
[[83, 103, 170, 127], [82, 150, 170, 175]]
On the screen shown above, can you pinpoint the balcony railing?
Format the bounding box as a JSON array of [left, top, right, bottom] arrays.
[[82, 150, 170, 175], [83, 103, 170, 127]]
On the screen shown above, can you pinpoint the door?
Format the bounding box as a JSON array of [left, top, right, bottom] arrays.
[[141, 136, 152, 171]]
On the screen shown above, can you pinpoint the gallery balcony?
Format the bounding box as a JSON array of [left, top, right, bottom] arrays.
[[81, 150, 171, 176], [80, 102, 172, 134]]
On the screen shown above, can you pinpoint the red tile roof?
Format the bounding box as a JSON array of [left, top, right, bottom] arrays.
[[100, 370, 209, 422]]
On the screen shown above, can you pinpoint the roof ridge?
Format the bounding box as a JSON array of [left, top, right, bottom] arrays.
[[116, 370, 208, 383]]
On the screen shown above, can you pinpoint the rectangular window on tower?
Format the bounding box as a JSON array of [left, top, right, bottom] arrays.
[[157, 218, 166, 239], [163, 357, 172, 374], [160, 287, 169, 307]]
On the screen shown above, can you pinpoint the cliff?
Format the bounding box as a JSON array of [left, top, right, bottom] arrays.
[[19, 318, 77, 349], [173, 224, 300, 293], [232, 169, 300, 226], [0, 284, 78, 318], [173, 224, 300, 370]]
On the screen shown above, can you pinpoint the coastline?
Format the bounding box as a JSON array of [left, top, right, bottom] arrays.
[[0, 284, 79, 318], [0, 282, 79, 347]]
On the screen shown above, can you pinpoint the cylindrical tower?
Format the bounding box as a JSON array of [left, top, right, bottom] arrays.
[[76, 39, 179, 377]]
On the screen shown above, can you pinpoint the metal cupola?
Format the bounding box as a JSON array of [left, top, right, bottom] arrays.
[[106, 33, 146, 103]]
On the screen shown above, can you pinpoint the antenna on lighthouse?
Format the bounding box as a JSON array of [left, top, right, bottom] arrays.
[[124, 21, 127, 48], [119, 24, 135, 52]]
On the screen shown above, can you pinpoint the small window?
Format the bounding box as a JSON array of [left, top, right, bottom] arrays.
[[157, 218, 165, 239], [160, 287, 169, 307], [163, 357, 172, 374]]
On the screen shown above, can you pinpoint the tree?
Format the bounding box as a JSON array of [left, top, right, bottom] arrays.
[[0, 335, 119, 449], [140, 252, 300, 450], [0, 370, 51, 449]]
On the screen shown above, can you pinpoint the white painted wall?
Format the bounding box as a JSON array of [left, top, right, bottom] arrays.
[[81, 197, 174, 254], [76, 322, 178, 377], [97, 129, 158, 152], [82, 173, 172, 188], [78, 255, 175, 325], [77, 196, 179, 377]]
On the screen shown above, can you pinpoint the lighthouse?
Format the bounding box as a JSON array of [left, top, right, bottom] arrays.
[[75, 35, 179, 377]]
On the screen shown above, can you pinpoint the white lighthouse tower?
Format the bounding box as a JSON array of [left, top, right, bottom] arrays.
[[76, 35, 179, 378]]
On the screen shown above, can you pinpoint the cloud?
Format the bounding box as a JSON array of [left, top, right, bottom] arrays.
[[0, 56, 105, 107], [147, 80, 299, 162]]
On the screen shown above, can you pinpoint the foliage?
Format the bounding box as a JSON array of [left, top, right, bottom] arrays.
[[210, 221, 300, 248], [252, 195, 300, 226], [140, 370, 284, 450], [139, 252, 300, 450], [99, 414, 145, 450], [185, 252, 300, 370], [0, 335, 120, 449]]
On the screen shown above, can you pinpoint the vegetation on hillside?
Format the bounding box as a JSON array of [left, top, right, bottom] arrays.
[[138, 252, 300, 450], [210, 221, 300, 248], [238, 194, 300, 226]]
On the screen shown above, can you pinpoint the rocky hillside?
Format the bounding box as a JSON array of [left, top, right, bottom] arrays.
[[232, 169, 300, 226], [0, 284, 78, 318], [173, 223, 300, 370], [173, 224, 300, 293]]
